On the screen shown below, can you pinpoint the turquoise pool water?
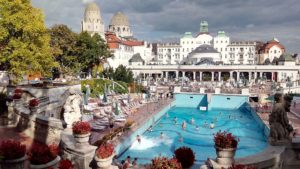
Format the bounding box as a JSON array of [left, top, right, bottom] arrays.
[[118, 106, 268, 165]]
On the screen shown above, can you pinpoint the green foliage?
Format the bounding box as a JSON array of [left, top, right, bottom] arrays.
[[0, 0, 58, 84], [101, 65, 134, 83], [81, 79, 128, 97], [76, 32, 110, 76], [48, 24, 80, 75]]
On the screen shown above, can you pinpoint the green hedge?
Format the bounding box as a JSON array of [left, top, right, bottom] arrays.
[[81, 79, 128, 98]]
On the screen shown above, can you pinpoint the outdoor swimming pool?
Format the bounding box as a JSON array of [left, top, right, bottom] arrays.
[[117, 94, 268, 166]]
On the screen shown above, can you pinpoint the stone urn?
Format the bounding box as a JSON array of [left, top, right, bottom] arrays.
[[0, 155, 27, 169], [73, 133, 91, 148], [30, 156, 61, 169], [94, 154, 114, 169], [215, 146, 236, 166], [13, 99, 21, 105], [29, 106, 38, 114]]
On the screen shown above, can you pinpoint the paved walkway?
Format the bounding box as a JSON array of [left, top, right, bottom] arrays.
[[90, 98, 173, 145]]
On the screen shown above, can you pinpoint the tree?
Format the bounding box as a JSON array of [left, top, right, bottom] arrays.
[[0, 0, 58, 84], [48, 24, 80, 76], [101, 65, 134, 83], [76, 32, 110, 76]]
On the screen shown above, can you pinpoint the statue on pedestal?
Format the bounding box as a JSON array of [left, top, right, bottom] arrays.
[[268, 93, 293, 145]]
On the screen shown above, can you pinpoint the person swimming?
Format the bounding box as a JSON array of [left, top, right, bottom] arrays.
[[204, 121, 208, 128], [196, 125, 200, 131], [136, 135, 141, 144], [214, 117, 218, 122], [182, 121, 186, 130], [190, 117, 195, 124], [160, 132, 164, 139], [210, 122, 215, 129], [179, 135, 183, 142]]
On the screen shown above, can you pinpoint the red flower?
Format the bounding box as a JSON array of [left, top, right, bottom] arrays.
[[214, 130, 239, 149], [13, 93, 22, 100], [0, 140, 26, 160], [29, 99, 39, 107], [28, 142, 59, 165], [72, 121, 91, 135], [150, 157, 182, 169], [228, 164, 257, 169], [14, 88, 23, 94], [59, 159, 74, 169], [96, 143, 114, 159]]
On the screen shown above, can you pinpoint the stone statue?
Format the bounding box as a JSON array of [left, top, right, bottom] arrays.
[[63, 89, 83, 128], [268, 93, 293, 145]]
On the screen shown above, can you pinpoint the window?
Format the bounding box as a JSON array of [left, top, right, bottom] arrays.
[[221, 41, 223, 43]]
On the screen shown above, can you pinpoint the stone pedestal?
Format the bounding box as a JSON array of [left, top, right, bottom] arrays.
[[61, 129, 97, 169]]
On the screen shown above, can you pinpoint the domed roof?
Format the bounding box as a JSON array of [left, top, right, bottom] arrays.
[[110, 12, 129, 26], [190, 44, 218, 54], [84, 2, 101, 21], [85, 2, 100, 12]]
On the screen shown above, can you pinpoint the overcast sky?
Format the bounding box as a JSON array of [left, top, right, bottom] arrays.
[[31, 0, 300, 53]]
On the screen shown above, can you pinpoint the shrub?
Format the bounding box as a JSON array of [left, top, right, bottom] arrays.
[[174, 146, 195, 168], [149, 157, 182, 169], [29, 99, 39, 107], [72, 121, 91, 135], [28, 142, 59, 165], [59, 159, 74, 169], [12, 93, 22, 100], [96, 143, 114, 159], [214, 130, 239, 149], [0, 140, 26, 160], [229, 164, 257, 169]]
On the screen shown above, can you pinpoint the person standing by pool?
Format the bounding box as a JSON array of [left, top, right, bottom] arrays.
[[182, 121, 186, 130]]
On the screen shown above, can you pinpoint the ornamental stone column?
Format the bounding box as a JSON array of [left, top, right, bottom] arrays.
[[211, 72, 214, 81], [193, 72, 196, 81], [230, 71, 233, 80], [218, 72, 221, 81], [200, 72, 203, 81]]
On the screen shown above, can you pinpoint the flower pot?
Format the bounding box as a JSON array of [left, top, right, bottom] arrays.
[[215, 146, 236, 166], [94, 154, 114, 169], [13, 99, 21, 105], [0, 155, 27, 169], [29, 106, 38, 114], [73, 133, 91, 148], [30, 156, 61, 169]]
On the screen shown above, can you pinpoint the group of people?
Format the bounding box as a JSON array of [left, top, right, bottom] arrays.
[[173, 116, 216, 131], [116, 156, 138, 169]]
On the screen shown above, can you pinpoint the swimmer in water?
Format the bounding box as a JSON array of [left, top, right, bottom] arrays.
[[182, 121, 186, 130], [210, 122, 215, 129], [196, 125, 200, 131], [160, 132, 164, 139], [179, 136, 183, 142], [214, 117, 218, 122], [204, 121, 208, 128], [136, 135, 141, 144], [191, 117, 195, 124]]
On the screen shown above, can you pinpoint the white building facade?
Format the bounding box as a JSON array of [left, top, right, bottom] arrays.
[[156, 43, 181, 64], [227, 41, 256, 65]]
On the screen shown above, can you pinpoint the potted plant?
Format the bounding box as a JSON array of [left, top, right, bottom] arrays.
[[28, 142, 60, 169], [174, 146, 195, 169], [94, 143, 115, 168], [229, 164, 257, 169], [214, 130, 239, 166], [0, 140, 27, 169], [29, 99, 39, 113], [72, 121, 91, 147], [149, 157, 182, 169], [58, 159, 74, 169]]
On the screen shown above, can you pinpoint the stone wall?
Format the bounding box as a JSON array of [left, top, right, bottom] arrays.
[[15, 108, 64, 144]]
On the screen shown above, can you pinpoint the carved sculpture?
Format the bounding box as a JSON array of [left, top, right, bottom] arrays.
[[269, 93, 293, 145], [63, 89, 83, 128]]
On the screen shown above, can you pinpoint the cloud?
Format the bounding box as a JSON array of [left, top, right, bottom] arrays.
[[81, 0, 94, 4], [31, 0, 300, 53]]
